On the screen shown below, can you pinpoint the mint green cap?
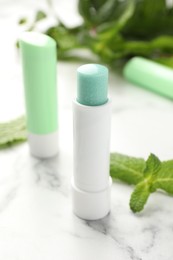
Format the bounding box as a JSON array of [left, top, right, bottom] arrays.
[[20, 32, 58, 134], [123, 57, 173, 99], [77, 64, 108, 106]]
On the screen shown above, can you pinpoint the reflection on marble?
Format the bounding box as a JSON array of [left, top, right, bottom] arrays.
[[1, 0, 173, 259]]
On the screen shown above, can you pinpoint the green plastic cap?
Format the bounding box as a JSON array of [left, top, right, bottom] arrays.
[[123, 57, 173, 99], [19, 32, 58, 134], [77, 64, 108, 106]]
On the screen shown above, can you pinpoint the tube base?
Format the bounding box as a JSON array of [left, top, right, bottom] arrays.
[[71, 177, 112, 220], [28, 131, 58, 158]]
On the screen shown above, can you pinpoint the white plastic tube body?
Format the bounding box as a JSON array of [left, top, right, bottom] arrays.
[[28, 132, 58, 158], [72, 100, 112, 220]]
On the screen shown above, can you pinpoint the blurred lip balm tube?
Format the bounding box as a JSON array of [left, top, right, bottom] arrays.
[[20, 32, 58, 158]]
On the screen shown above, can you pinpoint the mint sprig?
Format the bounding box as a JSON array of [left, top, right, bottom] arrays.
[[110, 153, 173, 213], [18, 0, 173, 69], [0, 116, 27, 148]]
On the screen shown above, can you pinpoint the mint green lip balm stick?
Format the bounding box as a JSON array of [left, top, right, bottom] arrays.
[[20, 32, 58, 158], [72, 64, 112, 220], [123, 57, 173, 99]]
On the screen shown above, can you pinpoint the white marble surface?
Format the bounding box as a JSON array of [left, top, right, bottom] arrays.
[[1, 0, 173, 259]]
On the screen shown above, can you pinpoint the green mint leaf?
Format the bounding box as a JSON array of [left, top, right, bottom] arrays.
[[18, 18, 27, 25], [78, 0, 93, 26], [143, 153, 161, 177], [0, 116, 27, 148], [151, 160, 173, 194], [130, 154, 162, 212], [35, 10, 47, 22], [110, 153, 145, 185], [130, 181, 151, 213], [110, 152, 173, 213], [46, 26, 72, 50]]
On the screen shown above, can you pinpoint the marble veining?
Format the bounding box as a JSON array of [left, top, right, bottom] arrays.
[[34, 157, 61, 189], [141, 226, 159, 253], [1, 142, 173, 259], [85, 216, 142, 260]]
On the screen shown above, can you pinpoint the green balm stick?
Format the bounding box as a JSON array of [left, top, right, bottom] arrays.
[[20, 32, 57, 133], [123, 57, 173, 99], [20, 32, 58, 158], [77, 64, 108, 106]]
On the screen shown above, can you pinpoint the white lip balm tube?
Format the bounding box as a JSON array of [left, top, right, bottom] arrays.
[[72, 64, 112, 220]]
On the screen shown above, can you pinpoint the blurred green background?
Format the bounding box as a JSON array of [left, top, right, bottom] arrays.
[[19, 0, 173, 69]]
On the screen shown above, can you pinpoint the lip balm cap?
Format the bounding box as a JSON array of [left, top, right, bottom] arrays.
[[19, 32, 58, 134], [77, 64, 108, 106], [123, 56, 173, 99]]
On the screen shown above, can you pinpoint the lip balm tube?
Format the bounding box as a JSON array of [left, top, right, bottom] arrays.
[[19, 32, 58, 158], [72, 64, 112, 220], [123, 56, 173, 99]]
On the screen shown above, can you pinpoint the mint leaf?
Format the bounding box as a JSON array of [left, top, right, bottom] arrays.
[[18, 18, 27, 25], [143, 153, 161, 177], [0, 116, 27, 148], [110, 153, 145, 185], [110, 152, 173, 213], [46, 25, 80, 54], [35, 11, 47, 22], [130, 153, 162, 212], [130, 181, 150, 213], [152, 160, 173, 194]]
